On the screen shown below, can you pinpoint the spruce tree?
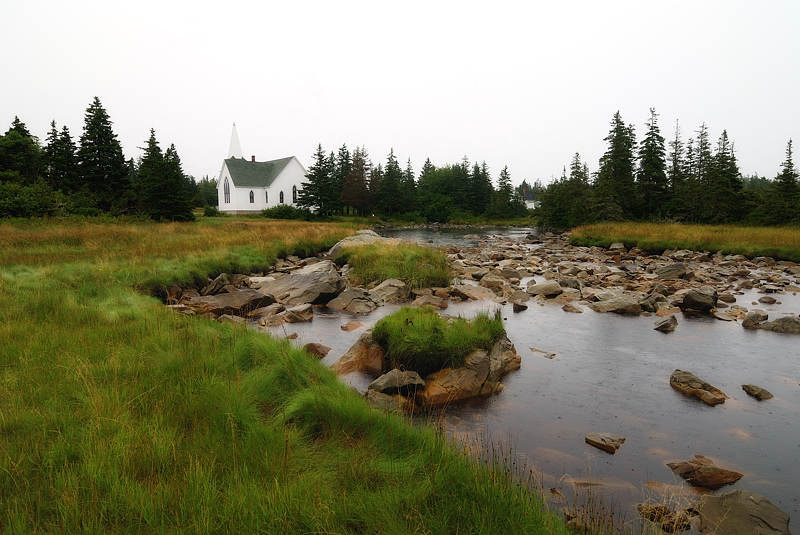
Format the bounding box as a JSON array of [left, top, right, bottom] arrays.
[[136, 130, 194, 221], [374, 149, 403, 216], [77, 97, 131, 212], [769, 139, 799, 223], [44, 121, 79, 193], [704, 130, 742, 222], [636, 108, 668, 219], [0, 117, 41, 184], [297, 144, 337, 215], [339, 145, 372, 216], [593, 111, 637, 220]]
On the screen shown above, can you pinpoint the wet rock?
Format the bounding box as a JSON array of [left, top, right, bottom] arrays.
[[326, 287, 381, 314], [669, 369, 726, 405], [450, 284, 497, 301], [562, 304, 583, 313], [366, 390, 411, 413], [411, 294, 449, 309], [340, 320, 363, 332], [327, 230, 400, 259], [742, 309, 769, 329], [282, 303, 314, 323], [639, 292, 667, 312], [588, 296, 642, 315], [368, 369, 425, 395], [742, 384, 774, 400], [697, 489, 790, 535], [526, 280, 564, 298], [679, 286, 717, 314], [372, 278, 410, 303], [656, 263, 687, 280], [713, 310, 738, 322], [667, 455, 743, 489], [188, 289, 276, 316], [758, 295, 777, 304], [654, 315, 678, 332], [331, 329, 385, 376], [303, 342, 331, 358], [756, 315, 800, 333], [584, 432, 625, 454], [530, 347, 556, 359], [255, 260, 345, 305]]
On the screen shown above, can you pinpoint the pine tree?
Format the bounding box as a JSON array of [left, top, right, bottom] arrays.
[[769, 139, 799, 223], [593, 111, 637, 220], [488, 165, 516, 219], [636, 108, 668, 219], [399, 158, 417, 213], [297, 144, 338, 215], [0, 117, 41, 184], [339, 145, 372, 215], [666, 120, 686, 217], [136, 130, 195, 221], [44, 121, 79, 193], [77, 97, 131, 212], [374, 149, 403, 216], [703, 130, 742, 222]]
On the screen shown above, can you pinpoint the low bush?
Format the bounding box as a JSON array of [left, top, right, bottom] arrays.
[[372, 306, 505, 376], [337, 243, 451, 288], [261, 205, 315, 221]]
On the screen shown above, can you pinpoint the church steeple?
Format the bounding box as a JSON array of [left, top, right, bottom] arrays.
[[227, 122, 243, 159]]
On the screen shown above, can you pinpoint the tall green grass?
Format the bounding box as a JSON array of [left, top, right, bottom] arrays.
[[372, 307, 506, 376], [0, 218, 570, 534], [337, 242, 452, 289], [571, 221, 800, 262]]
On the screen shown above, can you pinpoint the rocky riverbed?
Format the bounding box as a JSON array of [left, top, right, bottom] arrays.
[[164, 228, 797, 533]]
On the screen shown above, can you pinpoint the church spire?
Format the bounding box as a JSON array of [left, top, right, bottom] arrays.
[[227, 122, 243, 159]]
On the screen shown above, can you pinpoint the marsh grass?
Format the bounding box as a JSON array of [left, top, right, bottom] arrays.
[[0, 218, 570, 534], [372, 307, 506, 377], [336, 242, 452, 289], [571, 221, 800, 262]]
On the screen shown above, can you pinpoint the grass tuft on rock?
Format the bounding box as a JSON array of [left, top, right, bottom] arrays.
[[372, 306, 506, 377], [336, 243, 451, 289]]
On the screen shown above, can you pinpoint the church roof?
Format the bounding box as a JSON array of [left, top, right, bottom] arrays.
[[224, 156, 295, 188]]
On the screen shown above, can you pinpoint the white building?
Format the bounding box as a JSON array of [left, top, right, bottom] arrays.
[[217, 124, 306, 213]]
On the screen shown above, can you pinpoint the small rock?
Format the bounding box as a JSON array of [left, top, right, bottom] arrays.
[[742, 384, 774, 400], [584, 432, 625, 454], [669, 369, 726, 406], [654, 315, 678, 332], [341, 321, 363, 332], [562, 304, 583, 313], [667, 455, 743, 490], [758, 295, 777, 304], [512, 300, 528, 312], [303, 342, 331, 358]]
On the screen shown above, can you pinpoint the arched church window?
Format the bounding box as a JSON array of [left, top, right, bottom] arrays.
[[249, 191, 254, 203], [265, 190, 268, 203], [223, 178, 230, 204], [292, 185, 297, 203], [279, 191, 284, 204]]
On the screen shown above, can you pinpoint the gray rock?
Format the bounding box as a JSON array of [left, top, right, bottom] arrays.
[[584, 432, 626, 454], [327, 230, 399, 259], [562, 304, 583, 313], [255, 260, 345, 305], [655, 263, 687, 280], [281, 303, 314, 323], [411, 294, 449, 309], [756, 315, 800, 334], [742, 309, 769, 329], [654, 315, 678, 332], [368, 369, 425, 395], [372, 278, 410, 303], [450, 284, 497, 301], [588, 296, 642, 315], [526, 280, 564, 298], [679, 286, 718, 314], [326, 287, 381, 314], [512, 300, 528, 312], [697, 489, 791, 535], [639, 292, 667, 312], [189, 289, 275, 316], [742, 384, 774, 401]]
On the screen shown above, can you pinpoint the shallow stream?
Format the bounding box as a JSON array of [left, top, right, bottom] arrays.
[[263, 227, 800, 529]]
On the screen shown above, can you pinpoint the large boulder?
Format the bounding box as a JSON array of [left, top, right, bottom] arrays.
[[526, 280, 564, 298], [331, 329, 385, 376], [697, 489, 791, 535], [669, 369, 726, 405], [327, 230, 401, 259], [188, 289, 275, 316], [679, 286, 718, 314], [667, 455, 743, 490], [450, 284, 497, 301], [588, 296, 642, 315], [254, 260, 344, 305], [372, 278, 411, 303], [326, 288, 382, 314]]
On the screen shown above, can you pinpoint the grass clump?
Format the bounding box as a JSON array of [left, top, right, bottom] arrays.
[[337, 242, 451, 289], [372, 306, 506, 377], [571, 221, 800, 262]]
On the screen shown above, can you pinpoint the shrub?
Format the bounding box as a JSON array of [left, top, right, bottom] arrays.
[[261, 205, 314, 220], [203, 205, 221, 217], [372, 307, 505, 376]]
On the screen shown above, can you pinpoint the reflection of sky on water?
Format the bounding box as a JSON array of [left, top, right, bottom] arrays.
[[261, 227, 800, 525]]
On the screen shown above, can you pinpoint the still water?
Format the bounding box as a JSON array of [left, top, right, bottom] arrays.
[[267, 227, 800, 526]]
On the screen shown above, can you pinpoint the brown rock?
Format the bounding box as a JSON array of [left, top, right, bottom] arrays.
[[667, 455, 743, 490], [584, 432, 625, 454], [669, 369, 726, 405], [331, 329, 385, 376], [697, 489, 791, 535], [340, 321, 363, 332], [742, 384, 774, 400], [303, 342, 331, 358]]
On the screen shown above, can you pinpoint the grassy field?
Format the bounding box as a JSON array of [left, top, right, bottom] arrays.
[[0, 217, 569, 534], [336, 242, 452, 289], [571, 221, 800, 262]]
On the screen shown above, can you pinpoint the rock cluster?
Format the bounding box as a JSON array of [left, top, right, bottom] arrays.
[[666, 455, 744, 490]]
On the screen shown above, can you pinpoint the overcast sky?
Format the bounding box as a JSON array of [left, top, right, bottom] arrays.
[[2, 0, 798, 186]]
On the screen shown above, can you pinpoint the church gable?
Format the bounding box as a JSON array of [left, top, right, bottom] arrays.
[[224, 156, 295, 189]]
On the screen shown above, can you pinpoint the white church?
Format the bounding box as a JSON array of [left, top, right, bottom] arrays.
[[217, 124, 307, 214]]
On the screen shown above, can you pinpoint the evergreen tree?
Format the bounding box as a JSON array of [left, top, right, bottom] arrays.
[[374, 149, 403, 216], [666, 120, 686, 217], [0, 117, 41, 184], [297, 144, 338, 215], [162, 144, 195, 221], [636, 108, 668, 218], [593, 111, 637, 220], [77, 97, 131, 212], [769, 139, 799, 223], [136, 130, 194, 221], [340, 145, 372, 215], [488, 165, 517, 219], [469, 161, 494, 215], [44, 121, 79, 193], [703, 130, 742, 222], [399, 158, 417, 213]]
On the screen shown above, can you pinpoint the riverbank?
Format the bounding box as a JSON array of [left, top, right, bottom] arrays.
[[0, 219, 570, 534]]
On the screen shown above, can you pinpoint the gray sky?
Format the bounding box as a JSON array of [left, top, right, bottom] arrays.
[[2, 0, 798, 186]]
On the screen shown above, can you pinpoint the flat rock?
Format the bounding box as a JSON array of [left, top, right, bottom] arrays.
[[326, 287, 381, 314], [584, 432, 626, 454], [655, 263, 687, 280], [697, 489, 791, 535], [562, 304, 583, 313], [340, 320, 363, 332], [654, 314, 678, 332], [742, 384, 774, 400], [368, 369, 425, 395], [450, 284, 497, 301], [281, 303, 314, 323], [667, 455, 743, 490], [188, 289, 275, 316], [254, 260, 344, 305], [588, 296, 642, 315], [372, 278, 410, 303], [411, 294, 448, 309], [331, 329, 385, 376], [669, 369, 726, 405], [526, 280, 564, 298], [755, 315, 800, 334], [303, 342, 331, 358]]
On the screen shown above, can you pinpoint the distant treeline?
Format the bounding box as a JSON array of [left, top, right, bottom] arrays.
[[536, 109, 799, 228], [295, 144, 529, 222], [0, 97, 215, 220]]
